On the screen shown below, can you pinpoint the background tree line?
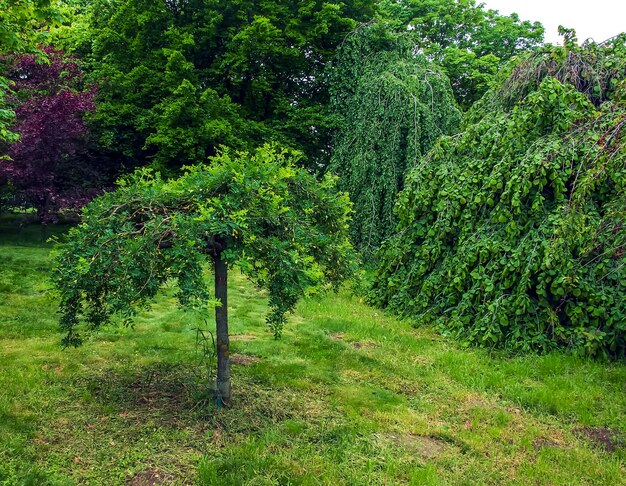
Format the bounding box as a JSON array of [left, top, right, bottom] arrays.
[[0, 0, 543, 221], [4, 0, 625, 358]]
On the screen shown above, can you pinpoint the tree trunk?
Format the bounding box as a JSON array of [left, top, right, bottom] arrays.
[[214, 252, 231, 407], [38, 195, 49, 242]]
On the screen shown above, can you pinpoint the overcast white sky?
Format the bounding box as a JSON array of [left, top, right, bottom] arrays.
[[481, 0, 626, 45]]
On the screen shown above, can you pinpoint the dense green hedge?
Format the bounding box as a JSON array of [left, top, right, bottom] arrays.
[[371, 41, 626, 357]]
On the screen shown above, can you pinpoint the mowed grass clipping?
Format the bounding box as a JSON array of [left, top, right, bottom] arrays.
[[0, 219, 625, 485]]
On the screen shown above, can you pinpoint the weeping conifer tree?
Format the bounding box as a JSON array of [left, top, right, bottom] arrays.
[[329, 23, 461, 254]]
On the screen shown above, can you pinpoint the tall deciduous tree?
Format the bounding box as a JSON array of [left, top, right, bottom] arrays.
[[53, 145, 355, 405], [65, 0, 377, 173], [1, 46, 100, 221], [377, 0, 545, 108], [0, 0, 65, 143]]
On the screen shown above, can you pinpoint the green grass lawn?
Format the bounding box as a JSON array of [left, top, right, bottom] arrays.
[[1, 219, 625, 485]]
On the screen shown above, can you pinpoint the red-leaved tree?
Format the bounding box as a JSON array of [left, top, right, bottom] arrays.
[[1, 46, 100, 222]]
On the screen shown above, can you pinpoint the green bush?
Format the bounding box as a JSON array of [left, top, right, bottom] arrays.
[[371, 40, 626, 358]]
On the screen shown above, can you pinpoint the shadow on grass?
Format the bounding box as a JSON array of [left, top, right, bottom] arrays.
[[82, 362, 199, 412], [0, 214, 71, 247], [71, 362, 312, 434], [0, 408, 37, 436]]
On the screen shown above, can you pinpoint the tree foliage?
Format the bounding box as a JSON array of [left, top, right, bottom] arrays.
[[469, 34, 626, 118], [329, 24, 461, 253], [53, 145, 355, 347], [65, 0, 376, 173], [371, 39, 626, 358], [0, 0, 63, 52], [0, 0, 65, 143], [1, 46, 100, 221], [377, 0, 545, 108]]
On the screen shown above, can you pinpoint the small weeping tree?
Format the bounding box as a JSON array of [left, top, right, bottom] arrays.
[[52, 145, 355, 406]]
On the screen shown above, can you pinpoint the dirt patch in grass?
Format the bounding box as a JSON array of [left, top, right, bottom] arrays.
[[328, 332, 377, 349], [352, 341, 377, 349], [329, 332, 345, 341], [461, 392, 491, 409], [380, 377, 422, 397], [128, 468, 175, 485], [411, 355, 435, 366], [381, 433, 448, 459], [574, 427, 624, 452], [230, 354, 261, 365], [532, 437, 564, 450]]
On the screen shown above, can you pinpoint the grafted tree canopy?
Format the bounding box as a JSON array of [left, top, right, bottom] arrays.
[[53, 145, 355, 347]]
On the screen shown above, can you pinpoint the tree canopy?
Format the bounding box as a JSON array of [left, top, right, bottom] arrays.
[[377, 0, 545, 108], [0, 0, 66, 143], [1, 46, 101, 221], [64, 0, 377, 173], [0, 0, 64, 53], [53, 145, 355, 346], [371, 38, 626, 358]]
